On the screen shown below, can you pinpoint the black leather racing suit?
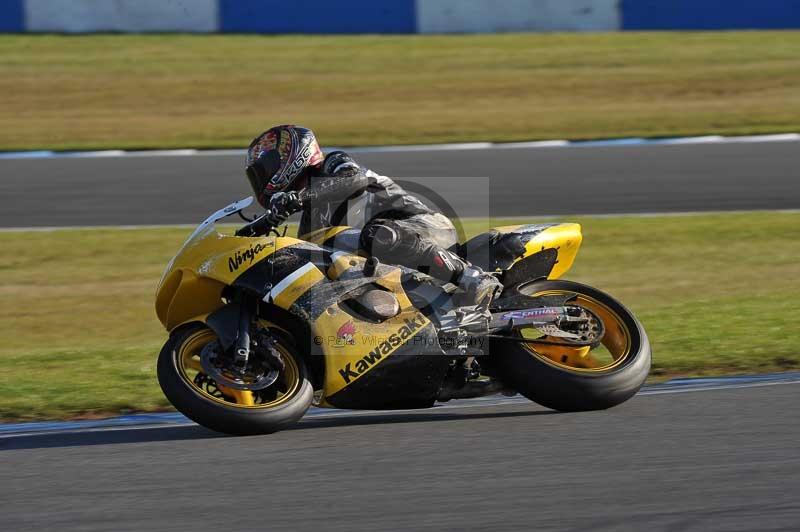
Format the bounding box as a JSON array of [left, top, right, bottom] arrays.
[[296, 152, 466, 285]]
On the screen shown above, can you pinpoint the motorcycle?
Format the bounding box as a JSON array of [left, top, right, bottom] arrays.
[[155, 196, 650, 435]]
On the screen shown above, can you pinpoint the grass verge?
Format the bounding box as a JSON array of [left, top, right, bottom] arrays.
[[1, 212, 798, 420], [1, 32, 800, 151]]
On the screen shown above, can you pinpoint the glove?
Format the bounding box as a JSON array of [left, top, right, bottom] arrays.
[[322, 151, 361, 178], [265, 191, 302, 225]]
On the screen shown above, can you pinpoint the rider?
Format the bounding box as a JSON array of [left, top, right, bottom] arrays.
[[244, 125, 502, 308]]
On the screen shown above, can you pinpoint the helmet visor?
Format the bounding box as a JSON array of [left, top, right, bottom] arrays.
[[246, 150, 282, 205]]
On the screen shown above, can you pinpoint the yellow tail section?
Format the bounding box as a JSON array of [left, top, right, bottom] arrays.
[[493, 223, 583, 279]]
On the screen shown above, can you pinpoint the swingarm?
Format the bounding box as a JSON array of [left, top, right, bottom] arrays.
[[439, 304, 604, 348]]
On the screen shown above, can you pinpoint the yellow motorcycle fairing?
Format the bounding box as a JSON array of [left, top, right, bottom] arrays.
[[156, 210, 447, 408], [155, 222, 303, 331], [261, 252, 445, 407]]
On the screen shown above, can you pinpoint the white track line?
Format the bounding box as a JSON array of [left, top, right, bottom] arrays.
[[1, 209, 798, 233], [1, 378, 798, 439], [1, 134, 798, 160], [0, 223, 201, 233], [637, 380, 800, 396]]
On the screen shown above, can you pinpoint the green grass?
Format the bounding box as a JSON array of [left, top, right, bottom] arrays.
[[1, 32, 799, 151], [1, 212, 798, 421]]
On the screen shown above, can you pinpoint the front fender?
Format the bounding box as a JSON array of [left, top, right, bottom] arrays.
[[205, 303, 242, 351]]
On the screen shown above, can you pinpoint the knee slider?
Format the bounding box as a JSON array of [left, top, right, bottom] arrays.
[[361, 223, 398, 256], [363, 222, 424, 260]]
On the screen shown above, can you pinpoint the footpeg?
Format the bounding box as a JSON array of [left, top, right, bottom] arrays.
[[438, 306, 491, 333]]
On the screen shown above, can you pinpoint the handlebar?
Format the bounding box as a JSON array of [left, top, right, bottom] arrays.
[[235, 212, 274, 237], [234, 189, 309, 237]]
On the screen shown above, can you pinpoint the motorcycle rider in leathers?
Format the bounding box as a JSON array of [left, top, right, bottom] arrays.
[[245, 125, 502, 308]]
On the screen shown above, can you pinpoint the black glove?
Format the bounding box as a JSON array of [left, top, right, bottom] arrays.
[[323, 151, 361, 178], [265, 191, 302, 225]]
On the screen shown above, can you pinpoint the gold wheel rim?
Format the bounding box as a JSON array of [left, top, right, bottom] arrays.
[[177, 329, 301, 409], [517, 288, 633, 373]]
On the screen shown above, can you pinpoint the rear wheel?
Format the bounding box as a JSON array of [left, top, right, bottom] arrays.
[[157, 324, 313, 435], [492, 280, 650, 411]]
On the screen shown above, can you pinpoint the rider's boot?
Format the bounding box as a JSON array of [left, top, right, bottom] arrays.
[[425, 248, 503, 308], [456, 263, 504, 308]]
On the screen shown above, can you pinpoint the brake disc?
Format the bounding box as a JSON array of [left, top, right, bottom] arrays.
[[200, 342, 280, 391]]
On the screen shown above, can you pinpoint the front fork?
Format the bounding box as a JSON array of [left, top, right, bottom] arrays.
[[204, 291, 285, 383], [206, 291, 258, 374], [232, 297, 254, 373]]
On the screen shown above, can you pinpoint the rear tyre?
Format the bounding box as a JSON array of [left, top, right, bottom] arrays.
[[157, 323, 313, 435], [492, 280, 650, 412]]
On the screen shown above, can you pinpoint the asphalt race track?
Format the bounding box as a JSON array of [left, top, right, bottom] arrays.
[[1, 140, 799, 227], [2, 382, 799, 531], [1, 141, 799, 530]]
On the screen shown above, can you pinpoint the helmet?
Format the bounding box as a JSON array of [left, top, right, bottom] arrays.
[[245, 125, 324, 207]]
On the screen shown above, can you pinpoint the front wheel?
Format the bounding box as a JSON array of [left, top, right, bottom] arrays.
[[157, 324, 313, 435], [492, 280, 651, 412]]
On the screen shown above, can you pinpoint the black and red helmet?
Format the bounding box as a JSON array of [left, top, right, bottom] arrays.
[[245, 125, 324, 207]]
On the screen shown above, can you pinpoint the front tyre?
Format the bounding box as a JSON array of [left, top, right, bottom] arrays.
[[493, 280, 650, 412], [157, 324, 313, 435]]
